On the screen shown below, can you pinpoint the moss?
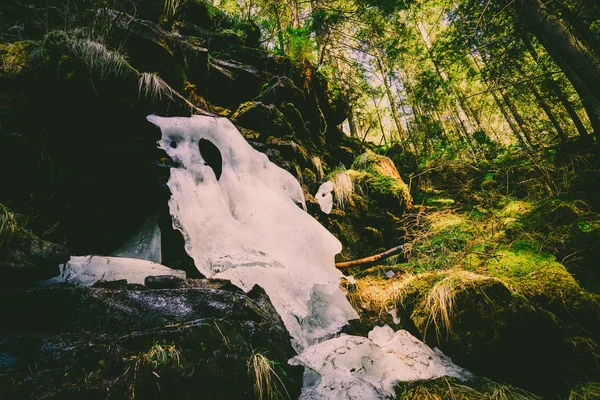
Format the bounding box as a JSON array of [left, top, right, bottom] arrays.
[[425, 197, 456, 207], [485, 249, 560, 278], [0, 40, 38, 76]]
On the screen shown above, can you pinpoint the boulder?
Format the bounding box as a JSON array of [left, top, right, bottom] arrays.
[[0, 283, 302, 399], [0, 218, 68, 286]]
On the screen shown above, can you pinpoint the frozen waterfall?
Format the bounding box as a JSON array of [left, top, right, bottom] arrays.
[[148, 114, 470, 398], [148, 114, 358, 350]]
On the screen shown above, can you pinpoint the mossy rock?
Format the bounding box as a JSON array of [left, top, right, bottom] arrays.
[[232, 101, 293, 138], [394, 264, 600, 397]]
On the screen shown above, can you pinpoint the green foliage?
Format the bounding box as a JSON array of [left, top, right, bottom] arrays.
[[283, 25, 315, 63]]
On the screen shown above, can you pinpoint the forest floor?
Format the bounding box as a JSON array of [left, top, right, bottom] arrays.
[[343, 144, 600, 399]]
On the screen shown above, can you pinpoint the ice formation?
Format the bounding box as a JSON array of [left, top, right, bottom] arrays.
[[148, 115, 358, 350], [315, 181, 334, 214], [110, 214, 162, 263], [42, 255, 185, 286], [291, 325, 472, 399]]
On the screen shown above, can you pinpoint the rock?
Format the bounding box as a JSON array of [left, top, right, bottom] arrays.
[[177, 0, 213, 28], [260, 76, 307, 112], [231, 101, 293, 138], [144, 274, 185, 289], [0, 234, 68, 286], [92, 279, 129, 289], [0, 283, 302, 399], [207, 59, 266, 108]]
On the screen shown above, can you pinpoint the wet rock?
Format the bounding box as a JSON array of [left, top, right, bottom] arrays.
[[144, 274, 185, 289], [92, 279, 128, 289], [0, 233, 68, 286], [0, 284, 301, 399]]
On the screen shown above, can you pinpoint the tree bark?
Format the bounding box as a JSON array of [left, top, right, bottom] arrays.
[[523, 34, 591, 140], [513, 0, 600, 139]]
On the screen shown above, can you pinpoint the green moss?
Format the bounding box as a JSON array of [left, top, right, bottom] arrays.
[[0, 40, 38, 76], [425, 197, 455, 207], [486, 249, 560, 278]]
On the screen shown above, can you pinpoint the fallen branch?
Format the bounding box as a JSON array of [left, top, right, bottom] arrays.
[[335, 244, 404, 269]]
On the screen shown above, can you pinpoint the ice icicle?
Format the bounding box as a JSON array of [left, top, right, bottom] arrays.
[[148, 115, 358, 350], [291, 325, 472, 399], [111, 214, 162, 263], [42, 255, 185, 286]]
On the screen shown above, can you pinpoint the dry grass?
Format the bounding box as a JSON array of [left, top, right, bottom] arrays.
[[124, 342, 181, 399], [248, 351, 290, 400], [355, 150, 402, 179], [482, 379, 541, 400], [397, 377, 486, 399], [138, 72, 175, 101], [0, 205, 18, 248], [311, 156, 325, 181], [569, 383, 600, 400], [164, 0, 181, 18], [350, 273, 411, 316], [68, 37, 131, 78], [423, 271, 487, 342], [330, 169, 354, 209]]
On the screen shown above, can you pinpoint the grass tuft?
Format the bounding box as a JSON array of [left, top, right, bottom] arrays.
[[482, 379, 541, 400], [138, 72, 174, 101], [68, 37, 132, 78], [330, 169, 354, 210], [568, 382, 600, 400], [0, 205, 18, 248], [311, 156, 325, 181], [248, 351, 290, 400]]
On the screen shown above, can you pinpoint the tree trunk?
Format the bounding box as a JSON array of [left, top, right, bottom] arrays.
[[530, 81, 568, 142], [513, 0, 600, 139], [471, 52, 529, 147], [523, 34, 591, 140], [374, 56, 409, 144], [348, 106, 358, 138]]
